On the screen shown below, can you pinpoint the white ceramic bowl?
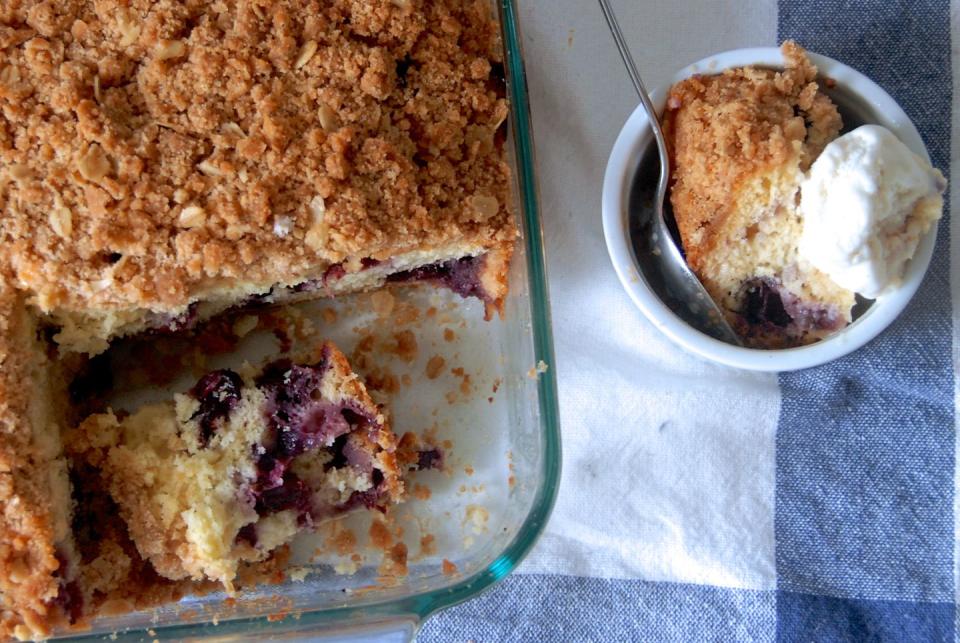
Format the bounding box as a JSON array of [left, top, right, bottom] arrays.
[[601, 47, 938, 371]]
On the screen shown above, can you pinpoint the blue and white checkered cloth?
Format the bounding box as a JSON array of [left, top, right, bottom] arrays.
[[421, 1, 955, 640]]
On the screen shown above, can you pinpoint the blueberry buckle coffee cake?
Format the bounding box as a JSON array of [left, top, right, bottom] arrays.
[[663, 42, 851, 348], [67, 342, 401, 593], [0, 0, 515, 638]]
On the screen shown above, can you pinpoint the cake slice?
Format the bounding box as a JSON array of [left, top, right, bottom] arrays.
[[66, 342, 401, 591], [664, 41, 853, 348]]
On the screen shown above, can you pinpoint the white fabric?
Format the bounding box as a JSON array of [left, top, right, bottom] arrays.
[[514, 0, 781, 590]]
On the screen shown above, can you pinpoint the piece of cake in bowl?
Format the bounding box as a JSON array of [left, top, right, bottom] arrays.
[[663, 41, 852, 348], [663, 41, 946, 349], [66, 342, 402, 592]]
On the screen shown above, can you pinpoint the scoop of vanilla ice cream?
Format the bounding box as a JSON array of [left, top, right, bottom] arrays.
[[797, 124, 946, 298]]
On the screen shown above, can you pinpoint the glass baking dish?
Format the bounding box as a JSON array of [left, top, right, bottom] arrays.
[[58, 1, 559, 640]]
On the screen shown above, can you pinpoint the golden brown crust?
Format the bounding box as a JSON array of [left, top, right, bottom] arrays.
[[665, 41, 841, 273], [0, 278, 66, 640], [0, 0, 514, 318]]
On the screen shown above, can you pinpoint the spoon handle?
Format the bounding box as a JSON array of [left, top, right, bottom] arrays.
[[596, 0, 670, 216]]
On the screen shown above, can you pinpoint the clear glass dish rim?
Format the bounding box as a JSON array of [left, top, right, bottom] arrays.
[[73, 1, 560, 638]]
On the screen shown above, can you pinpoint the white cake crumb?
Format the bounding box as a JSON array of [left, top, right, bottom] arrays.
[[273, 215, 294, 237]]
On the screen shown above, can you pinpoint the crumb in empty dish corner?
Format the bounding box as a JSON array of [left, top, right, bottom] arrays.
[[526, 360, 548, 379], [370, 290, 396, 316], [442, 559, 459, 576], [388, 330, 418, 362], [412, 483, 432, 500], [425, 355, 445, 379], [286, 566, 311, 583], [365, 367, 400, 395], [355, 333, 376, 354], [369, 518, 393, 551], [334, 556, 363, 576], [448, 366, 473, 398], [464, 505, 489, 534], [394, 301, 422, 326], [378, 542, 409, 578], [321, 308, 338, 324], [328, 526, 359, 556], [419, 533, 437, 557], [361, 517, 408, 579]]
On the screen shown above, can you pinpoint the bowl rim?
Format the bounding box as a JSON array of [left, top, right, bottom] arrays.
[[601, 46, 939, 372]]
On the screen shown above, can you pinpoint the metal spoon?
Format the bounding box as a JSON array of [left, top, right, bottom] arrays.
[[598, 0, 743, 346]]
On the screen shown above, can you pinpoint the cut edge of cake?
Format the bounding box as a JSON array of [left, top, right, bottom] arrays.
[[48, 241, 514, 356], [0, 279, 81, 641]]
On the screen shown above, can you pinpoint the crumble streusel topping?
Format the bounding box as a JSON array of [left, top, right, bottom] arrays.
[[0, 275, 69, 637], [0, 0, 512, 314]]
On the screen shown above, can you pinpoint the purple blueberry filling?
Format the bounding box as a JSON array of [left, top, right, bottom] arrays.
[[256, 358, 359, 458], [243, 288, 275, 307], [738, 278, 843, 334], [291, 264, 345, 292], [50, 552, 82, 624], [291, 280, 318, 294], [741, 279, 792, 327], [387, 255, 490, 302], [415, 448, 444, 471], [182, 351, 393, 545], [189, 369, 243, 447], [51, 579, 83, 624], [337, 484, 385, 512], [287, 254, 489, 304], [238, 354, 391, 529], [236, 523, 258, 547], [253, 473, 312, 515]]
